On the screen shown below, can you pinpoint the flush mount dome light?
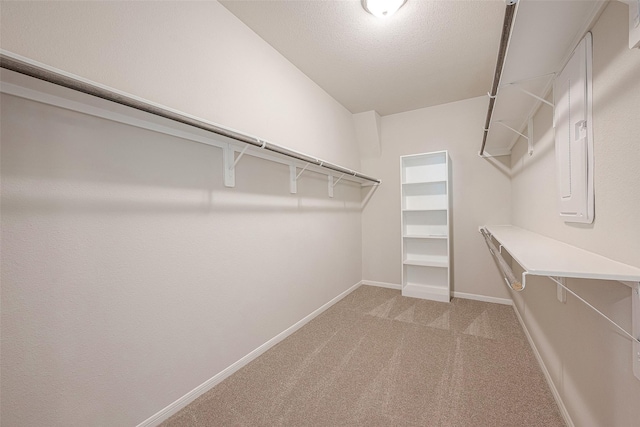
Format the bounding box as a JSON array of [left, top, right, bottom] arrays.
[[361, 0, 407, 18]]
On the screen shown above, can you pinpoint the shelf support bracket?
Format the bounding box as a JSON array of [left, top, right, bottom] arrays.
[[332, 173, 346, 188], [496, 120, 534, 156], [527, 116, 534, 156], [290, 162, 311, 194], [504, 82, 555, 108], [551, 277, 640, 381], [289, 163, 297, 194], [328, 174, 334, 198], [328, 173, 346, 197], [554, 276, 567, 303], [223, 143, 235, 188], [295, 163, 310, 180], [229, 145, 249, 171], [495, 120, 527, 140]]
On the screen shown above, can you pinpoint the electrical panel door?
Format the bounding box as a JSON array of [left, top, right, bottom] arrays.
[[554, 33, 594, 224]]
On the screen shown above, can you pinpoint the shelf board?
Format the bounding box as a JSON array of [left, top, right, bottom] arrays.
[[403, 257, 448, 268], [402, 180, 446, 185], [485, 225, 640, 282], [402, 208, 447, 212], [403, 234, 448, 240], [402, 283, 450, 302]]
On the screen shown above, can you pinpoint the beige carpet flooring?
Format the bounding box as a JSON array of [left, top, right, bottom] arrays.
[[162, 286, 565, 426]]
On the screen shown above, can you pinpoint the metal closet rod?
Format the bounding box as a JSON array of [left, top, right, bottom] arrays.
[[0, 52, 380, 185], [479, 227, 523, 291], [479, 0, 517, 157]]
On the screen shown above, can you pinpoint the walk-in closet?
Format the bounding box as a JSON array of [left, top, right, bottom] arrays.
[[1, 1, 639, 426]]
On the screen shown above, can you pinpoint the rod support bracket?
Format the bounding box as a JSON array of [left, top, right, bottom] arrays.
[[223, 143, 235, 187], [289, 163, 297, 194], [328, 175, 334, 198]]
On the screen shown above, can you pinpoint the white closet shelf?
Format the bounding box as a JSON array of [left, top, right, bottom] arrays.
[[402, 208, 447, 212], [401, 180, 447, 185], [482, 225, 640, 381], [402, 283, 450, 302], [403, 234, 448, 240], [403, 257, 448, 268], [480, 0, 606, 157], [484, 225, 640, 283]]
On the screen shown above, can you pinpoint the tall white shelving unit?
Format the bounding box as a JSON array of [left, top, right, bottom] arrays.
[[400, 151, 451, 302]]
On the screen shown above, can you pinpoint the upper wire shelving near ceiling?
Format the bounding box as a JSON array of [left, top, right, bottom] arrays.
[[480, 0, 606, 157]]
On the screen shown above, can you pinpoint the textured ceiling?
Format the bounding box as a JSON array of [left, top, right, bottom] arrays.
[[220, 0, 505, 116]]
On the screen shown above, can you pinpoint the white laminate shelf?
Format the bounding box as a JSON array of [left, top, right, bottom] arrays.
[[402, 208, 447, 212], [485, 225, 640, 283], [483, 225, 640, 382], [401, 180, 447, 185], [403, 234, 448, 240], [403, 257, 449, 268]]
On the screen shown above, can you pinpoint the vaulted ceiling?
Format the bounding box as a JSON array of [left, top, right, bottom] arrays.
[[220, 0, 505, 116]]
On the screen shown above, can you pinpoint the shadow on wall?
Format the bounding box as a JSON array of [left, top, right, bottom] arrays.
[[1, 93, 364, 215]]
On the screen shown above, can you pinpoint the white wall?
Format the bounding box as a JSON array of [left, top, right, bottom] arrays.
[[361, 96, 512, 300], [0, 1, 362, 426], [510, 2, 640, 425]]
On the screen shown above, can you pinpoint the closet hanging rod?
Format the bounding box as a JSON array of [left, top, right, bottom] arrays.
[[479, 0, 518, 157], [479, 227, 523, 291], [0, 51, 380, 185]]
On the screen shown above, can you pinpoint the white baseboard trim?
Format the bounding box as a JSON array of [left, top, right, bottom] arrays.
[[361, 281, 513, 306], [136, 281, 362, 427], [452, 291, 512, 306], [361, 280, 401, 290], [511, 302, 574, 427]]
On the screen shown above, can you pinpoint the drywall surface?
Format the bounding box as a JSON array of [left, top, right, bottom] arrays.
[[0, 0, 360, 169], [361, 96, 512, 299], [0, 2, 362, 426], [0, 87, 362, 427], [510, 2, 640, 425]]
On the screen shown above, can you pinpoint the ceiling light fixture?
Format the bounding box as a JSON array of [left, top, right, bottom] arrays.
[[361, 0, 407, 18]]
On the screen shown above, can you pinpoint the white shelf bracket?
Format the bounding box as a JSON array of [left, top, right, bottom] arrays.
[[289, 163, 297, 194], [551, 277, 640, 381], [290, 162, 312, 194], [328, 174, 334, 198], [223, 143, 235, 188], [555, 276, 567, 303], [328, 172, 346, 197], [229, 145, 249, 171], [332, 173, 346, 188], [295, 163, 310, 180], [527, 116, 534, 156], [496, 120, 528, 140], [496, 120, 533, 156], [505, 82, 555, 108]]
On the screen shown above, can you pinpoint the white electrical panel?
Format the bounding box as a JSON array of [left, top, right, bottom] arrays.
[[554, 33, 594, 224]]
